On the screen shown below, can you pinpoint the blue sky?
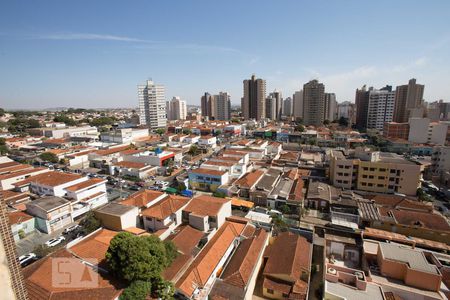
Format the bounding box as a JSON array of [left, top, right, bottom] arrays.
[[1, 0, 450, 109]]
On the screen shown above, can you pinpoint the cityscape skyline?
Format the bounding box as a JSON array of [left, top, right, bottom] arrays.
[[1, 0, 450, 109]]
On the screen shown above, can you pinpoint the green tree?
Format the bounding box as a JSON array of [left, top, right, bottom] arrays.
[[39, 152, 59, 163], [295, 124, 305, 132], [177, 182, 187, 192], [79, 211, 101, 234], [182, 128, 191, 135], [163, 240, 178, 263], [33, 244, 52, 258], [0, 138, 8, 155], [0, 108, 5, 116], [338, 117, 349, 127], [89, 116, 116, 127], [323, 119, 330, 126], [153, 128, 165, 135], [120, 280, 151, 300], [54, 114, 77, 126], [188, 144, 199, 156], [151, 276, 174, 300], [106, 232, 176, 282], [279, 204, 291, 214], [213, 191, 226, 198]]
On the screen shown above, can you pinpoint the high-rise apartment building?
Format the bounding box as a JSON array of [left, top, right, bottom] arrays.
[[265, 95, 277, 120], [138, 80, 167, 128], [393, 78, 425, 123], [242, 75, 266, 120], [0, 196, 28, 300], [293, 90, 303, 120], [366, 86, 395, 131], [355, 85, 370, 129], [337, 101, 356, 124], [268, 90, 282, 120], [303, 80, 325, 126], [201, 92, 230, 120], [283, 97, 293, 117], [201, 92, 215, 120], [324, 93, 337, 121], [167, 96, 187, 120], [215, 92, 231, 121]]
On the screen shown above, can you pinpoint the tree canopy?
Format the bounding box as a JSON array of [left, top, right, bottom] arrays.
[[89, 116, 116, 127], [338, 116, 349, 127], [106, 232, 177, 282], [39, 152, 59, 163], [54, 114, 78, 126], [79, 211, 101, 234], [119, 280, 152, 300]]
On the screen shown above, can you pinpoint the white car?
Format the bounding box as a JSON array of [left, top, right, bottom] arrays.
[[45, 236, 65, 247], [19, 253, 37, 266]]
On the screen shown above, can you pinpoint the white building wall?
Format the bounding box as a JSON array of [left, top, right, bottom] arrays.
[[408, 118, 430, 143]]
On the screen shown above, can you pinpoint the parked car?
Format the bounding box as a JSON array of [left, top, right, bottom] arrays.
[[129, 185, 140, 191], [148, 186, 161, 191], [45, 236, 66, 247], [19, 253, 37, 267], [63, 224, 80, 235]]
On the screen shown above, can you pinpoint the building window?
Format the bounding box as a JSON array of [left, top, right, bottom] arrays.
[[362, 182, 367, 186], [378, 176, 385, 180], [267, 289, 274, 294], [362, 175, 368, 178], [369, 168, 376, 171], [379, 168, 386, 172], [282, 293, 289, 298], [368, 183, 373, 187], [363, 167, 369, 171], [377, 184, 384, 187]]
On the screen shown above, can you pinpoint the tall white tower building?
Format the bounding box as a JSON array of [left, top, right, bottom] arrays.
[[138, 80, 167, 128]]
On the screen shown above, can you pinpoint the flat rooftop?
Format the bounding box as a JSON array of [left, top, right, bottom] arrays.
[[325, 281, 385, 300], [95, 202, 136, 216], [380, 242, 438, 274]]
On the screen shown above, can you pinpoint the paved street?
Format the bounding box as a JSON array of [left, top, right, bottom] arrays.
[[15, 224, 72, 257]]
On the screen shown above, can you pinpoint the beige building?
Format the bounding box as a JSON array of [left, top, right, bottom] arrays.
[[394, 78, 425, 123], [408, 118, 448, 145], [303, 79, 325, 126], [330, 149, 422, 196], [242, 74, 266, 120]]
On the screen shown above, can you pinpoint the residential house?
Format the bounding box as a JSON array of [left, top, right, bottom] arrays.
[[262, 232, 312, 299], [94, 202, 139, 231], [25, 196, 73, 234], [181, 195, 232, 232], [142, 194, 191, 239], [188, 168, 229, 192]]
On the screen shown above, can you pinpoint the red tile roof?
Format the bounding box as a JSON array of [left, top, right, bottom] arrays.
[[234, 170, 265, 188], [14, 171, 82, 187], [141, 195, 190, 220], [189, 168, 227, 176], [221, 228, 268, 288], [183, 195, 230, 217], [23, 248, 124, 300], [263, 232, 311, 298], [8, 211, 33, 225], [121, 190, 165, 208], [65, 178, 106, 192], [69, 229, 118, 266], [175, 221, 246, 297]]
